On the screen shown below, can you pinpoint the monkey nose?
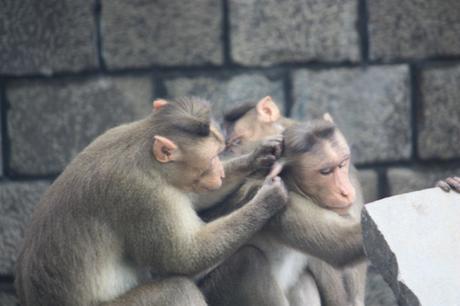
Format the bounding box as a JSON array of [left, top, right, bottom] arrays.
[[340, 190, 350, 198]]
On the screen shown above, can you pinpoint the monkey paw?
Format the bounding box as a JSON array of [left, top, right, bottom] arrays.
[[249, 135, 283, 170], [436, 176, 460, 193]]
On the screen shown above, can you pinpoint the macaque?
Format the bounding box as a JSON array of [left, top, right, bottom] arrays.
[[200, 97, 367, 306], [15, 97, 288, 306]]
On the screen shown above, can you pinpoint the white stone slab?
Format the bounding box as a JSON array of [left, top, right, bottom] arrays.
[[366, 188, 460, 306]]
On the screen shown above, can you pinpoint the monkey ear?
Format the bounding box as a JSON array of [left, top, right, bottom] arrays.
[[323, 112, 335, 123], [256, 96, 280, 123], [153, 99, 168, 110], [153, 136, 181, 163]]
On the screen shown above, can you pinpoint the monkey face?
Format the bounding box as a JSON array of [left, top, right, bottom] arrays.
[[186, 138, 226, 193], [226, 110, 282, 155], [294, 138, 356, 215], [152, 123, 226, 193]]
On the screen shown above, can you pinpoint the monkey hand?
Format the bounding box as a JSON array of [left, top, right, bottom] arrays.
[[436, 176, 460, 193], [248, 136, 283, 172], [253, 176, 288, 213]]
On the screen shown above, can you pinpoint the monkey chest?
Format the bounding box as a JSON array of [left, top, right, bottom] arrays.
[[250, 235, 310, 294]]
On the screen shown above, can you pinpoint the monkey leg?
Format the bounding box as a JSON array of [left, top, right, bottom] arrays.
[[287, 270, 321, 306], [308, 257, 350, 306], [200, 245, 289, 306], [100, 277, 207, 306], [343, 261, 368, 306]]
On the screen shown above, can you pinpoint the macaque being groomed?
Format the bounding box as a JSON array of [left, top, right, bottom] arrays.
[[200, 97, 367, 306], [15, 97, 288, 306]]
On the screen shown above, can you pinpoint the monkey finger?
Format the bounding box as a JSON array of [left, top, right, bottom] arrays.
[[446, 177, 460, 192], [264, 174, 279, 185], [436, 180, 451, 192], [272, 140, 283, 158], [267, 161, 285, 179], [258, 155, 277, 168]]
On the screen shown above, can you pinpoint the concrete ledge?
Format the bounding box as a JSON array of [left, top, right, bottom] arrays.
[[362, 188, 460, 305]]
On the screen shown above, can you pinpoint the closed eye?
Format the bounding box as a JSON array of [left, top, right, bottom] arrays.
[[319, 168, 333, 176], [338, 157, 350, 168]]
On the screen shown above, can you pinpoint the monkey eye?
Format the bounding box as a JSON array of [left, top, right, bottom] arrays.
[[319, 168, 333, 176], [338, 161, 347, 168]]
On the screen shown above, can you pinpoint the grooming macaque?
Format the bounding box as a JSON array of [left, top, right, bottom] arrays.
[[15, 97, 288, 306], [200, 97, 367, 306]]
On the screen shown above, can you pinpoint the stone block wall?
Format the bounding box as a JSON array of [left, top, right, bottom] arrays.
[[1, 0, 459, 303]]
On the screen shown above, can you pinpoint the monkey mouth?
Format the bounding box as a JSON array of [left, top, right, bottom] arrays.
[[327, 202, 352, 210]]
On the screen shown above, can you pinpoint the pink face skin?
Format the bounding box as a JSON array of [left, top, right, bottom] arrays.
[[293, 134, 356, 215], [190, 141, 226, 193]]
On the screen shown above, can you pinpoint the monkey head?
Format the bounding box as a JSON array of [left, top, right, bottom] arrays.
[[151, 98, 226, 193], [283, 114, 356, 215], [225, 96, 284, 155]]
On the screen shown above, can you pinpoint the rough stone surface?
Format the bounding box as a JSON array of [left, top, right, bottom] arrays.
[[164, 74, 286, 117], [229, 0, 360, 66], [0, 111, 3, 177], [0, 0, 98, 75], [362, 209, 420, 306], [363, 188, 460, 305], [101, 0, 223, 69], [0, 292, 17, 306], [418, 65, 460, 160], [387, 167, 460, 196], [365, 266, 398, 306], [368, 0, 460, 61], [358, 169, 379, 203], [292, 65, 411, 164], [0, 182, 49, 275], [7, 76, 153, 175]]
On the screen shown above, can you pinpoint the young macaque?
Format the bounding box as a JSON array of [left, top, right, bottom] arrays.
[[200, 97, 367, 306], [15, 97, 288, 306]]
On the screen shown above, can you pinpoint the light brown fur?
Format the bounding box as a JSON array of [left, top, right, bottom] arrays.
[[200, 98, 367, 306]]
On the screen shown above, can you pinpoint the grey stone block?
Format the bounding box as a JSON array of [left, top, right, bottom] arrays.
[[0, 0, 98, 75], [7, 76, 153, 175], [418, 65, 460, 160], [101, 0, 223, 69], [358, 169, 379, 203], [0, 182, 49, 275], [164, 74, 286, 117], [368, 0, 460, 61], [229, 0, 360, 66], [387, 167, 460, 196], [0, 112, 3, 177], [0, 292, 17, 306], [292, 65, 411, 164]]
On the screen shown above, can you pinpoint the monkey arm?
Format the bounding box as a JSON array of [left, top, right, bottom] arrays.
[[170, 196, 281, 276], [268, 192, 365, 267], [164, 179, 286, 277]]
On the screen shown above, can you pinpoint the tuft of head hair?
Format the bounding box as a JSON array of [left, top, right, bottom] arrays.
[[283, 119, 336, 155], [151, 97, 212, 138], [223, 101, 258, 123]]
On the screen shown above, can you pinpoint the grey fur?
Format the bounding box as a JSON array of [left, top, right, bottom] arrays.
[[15, 98, 287, 306]]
